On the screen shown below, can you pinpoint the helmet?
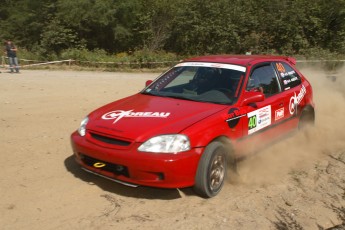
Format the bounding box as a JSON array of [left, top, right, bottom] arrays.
[[195, 67, 217, 82]]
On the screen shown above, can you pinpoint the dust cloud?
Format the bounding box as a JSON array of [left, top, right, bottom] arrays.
[[236, 64, 345, 185]]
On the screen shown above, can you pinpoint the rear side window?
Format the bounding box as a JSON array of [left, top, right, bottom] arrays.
[[275, 62, 301, 90], [246, 64, 280, 97]]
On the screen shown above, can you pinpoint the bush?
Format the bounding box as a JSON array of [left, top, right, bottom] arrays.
[[19, 47, 344, 71], [17, 48, 42, 61], [59, 48, 180, 69], [60, 48, 110, 62]]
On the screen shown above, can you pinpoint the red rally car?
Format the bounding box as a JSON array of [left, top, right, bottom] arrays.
[[71, 55, 315, 198]]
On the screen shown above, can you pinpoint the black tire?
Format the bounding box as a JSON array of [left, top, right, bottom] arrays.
[[194, 141, 228, 198], [298, 109, 315, 130]]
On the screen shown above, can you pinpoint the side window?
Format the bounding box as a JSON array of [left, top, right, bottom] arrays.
[[275, 62, 301, 90], [246, 64, 280, 97]]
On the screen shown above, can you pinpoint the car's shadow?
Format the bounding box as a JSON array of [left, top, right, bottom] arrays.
[[64, 155, 196, 200]]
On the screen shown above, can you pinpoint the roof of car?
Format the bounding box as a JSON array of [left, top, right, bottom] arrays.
[[184, 55, 295, 66]]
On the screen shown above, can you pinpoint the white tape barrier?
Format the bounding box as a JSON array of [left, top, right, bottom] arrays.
[[21, 60, 73, 67], [0, 57, 73, 68], [76, 60, 177, 65], [1, 56, 345, 69], [0, 57, 176, 68]]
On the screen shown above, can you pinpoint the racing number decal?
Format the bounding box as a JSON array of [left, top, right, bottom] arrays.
[[276, 63, 286, 73], [248, 115, 257, 130], [247, 105, 271, 135]]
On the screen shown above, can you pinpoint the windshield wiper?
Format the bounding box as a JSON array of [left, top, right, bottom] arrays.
[[161, 94, 200, 101], [141, 91, 158, 96]]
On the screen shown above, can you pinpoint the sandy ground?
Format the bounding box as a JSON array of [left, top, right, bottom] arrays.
[[1, 66, 345, 230]]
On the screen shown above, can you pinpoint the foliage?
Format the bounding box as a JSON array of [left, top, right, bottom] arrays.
[[18, 48, 43, 61], [58, 47, 179, 70], [61, 48, 110, 62], [1, 0, 345, 59]]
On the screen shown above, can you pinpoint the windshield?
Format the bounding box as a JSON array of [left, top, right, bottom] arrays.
[[142, 62, 246, 105]]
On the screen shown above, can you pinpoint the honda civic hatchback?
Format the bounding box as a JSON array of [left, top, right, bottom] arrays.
[[71, 55, 315, 198]]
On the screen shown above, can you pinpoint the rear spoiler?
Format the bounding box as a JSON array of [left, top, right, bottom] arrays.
[[286, 57, 296, 65]]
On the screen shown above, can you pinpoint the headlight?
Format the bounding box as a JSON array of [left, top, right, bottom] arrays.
[[78, 116, 89, 136], [138, 134, 191, 154]]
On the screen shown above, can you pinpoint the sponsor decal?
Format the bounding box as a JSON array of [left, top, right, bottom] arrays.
[[102, 110, 170, 124], [247, 105, 271, 134], [290, 76, 298, 81], [280, 71, 296, 78], [175, 62, 246, 72], [275, 108, 284, 121], [226, 108, 246, 128], [276, 62, 296, 78], [289, 85, 306, 115], [93, 162, 106, 168]]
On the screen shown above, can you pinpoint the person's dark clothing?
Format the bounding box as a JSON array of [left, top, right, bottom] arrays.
[[5, 44, 17, 58]]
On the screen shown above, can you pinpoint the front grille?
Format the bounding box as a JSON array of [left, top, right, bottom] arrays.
[[80, 154, 129, 177], [90, 132, 131, 146]]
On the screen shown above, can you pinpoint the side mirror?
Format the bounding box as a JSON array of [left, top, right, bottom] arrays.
[[145, 80, 153, 87], [241, 91, 265, 106]]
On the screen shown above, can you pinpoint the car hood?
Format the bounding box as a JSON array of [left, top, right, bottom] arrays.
[[87, 93, 226, 142]]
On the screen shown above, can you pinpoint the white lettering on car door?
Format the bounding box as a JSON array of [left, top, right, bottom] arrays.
[[289, 85, 306, 115]]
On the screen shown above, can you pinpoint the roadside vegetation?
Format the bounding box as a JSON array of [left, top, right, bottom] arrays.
[[1, 0, 345, 70]]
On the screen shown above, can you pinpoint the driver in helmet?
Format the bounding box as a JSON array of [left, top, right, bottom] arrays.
[[184, 67, 217, 94]]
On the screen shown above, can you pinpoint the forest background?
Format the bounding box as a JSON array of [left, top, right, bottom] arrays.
[[1, 0, 345, 68]]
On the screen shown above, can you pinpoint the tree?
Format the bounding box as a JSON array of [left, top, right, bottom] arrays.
[[55, 0, 118, 52], [131, 0, 177, 51], [0, 0, 58, 49], [1, 0, 344, 58], [166, 0, 241, 55]]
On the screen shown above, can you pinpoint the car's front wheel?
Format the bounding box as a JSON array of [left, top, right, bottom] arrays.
[[194, 141, 230, 198]]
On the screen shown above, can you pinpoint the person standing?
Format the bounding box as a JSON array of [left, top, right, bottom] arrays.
[[4, 40, 20, 73]]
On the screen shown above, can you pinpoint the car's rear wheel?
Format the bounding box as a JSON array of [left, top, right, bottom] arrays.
[[194, 141, 232, 198], [298, 107, 315, 130]]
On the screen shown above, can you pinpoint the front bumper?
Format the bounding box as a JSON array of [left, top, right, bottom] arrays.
[[71, 131, 203, 188]]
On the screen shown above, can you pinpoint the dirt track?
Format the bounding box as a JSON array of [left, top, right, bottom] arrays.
[[1, 68, 345, 229]]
